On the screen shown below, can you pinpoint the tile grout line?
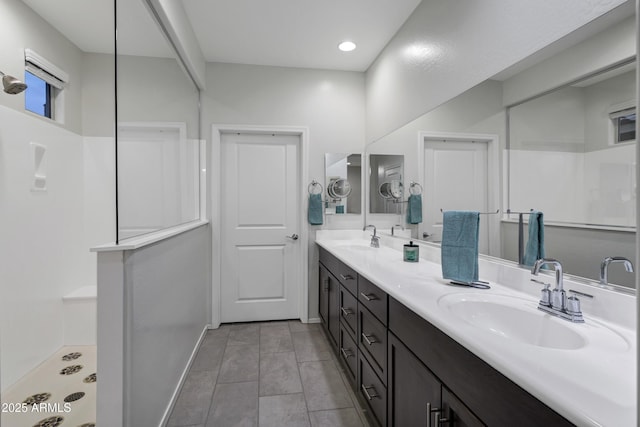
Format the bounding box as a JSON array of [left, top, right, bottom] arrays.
[[257, 323, 263, 426], [203, 328, 229, 427], [290, 321, 314, 426]]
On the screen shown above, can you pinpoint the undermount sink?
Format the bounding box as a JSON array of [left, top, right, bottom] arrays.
[[330, 240, 375, 250], [438, 293, 587, 350]]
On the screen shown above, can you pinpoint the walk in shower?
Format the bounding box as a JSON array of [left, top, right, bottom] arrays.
[[1, 0, 201, 425]]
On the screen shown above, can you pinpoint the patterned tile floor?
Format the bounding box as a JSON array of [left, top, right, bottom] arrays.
[[1, 345, 96, 427], [167, 321, 370, 427]]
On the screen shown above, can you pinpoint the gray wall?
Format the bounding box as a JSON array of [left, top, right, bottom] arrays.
[[501, 221, 635, 288], [202, 62, 366, 322], [0, 0, 85, 134], [125, 226, 210, 426]]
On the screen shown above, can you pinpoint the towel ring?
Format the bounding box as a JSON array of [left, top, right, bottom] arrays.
[[409, 182, 423, 195], [308, 180, 323, 195]]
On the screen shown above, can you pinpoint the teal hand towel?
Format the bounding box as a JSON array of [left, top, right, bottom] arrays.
[[441, 211, 479, 283], [407, 194, 423, 224], [308, 193, 323, 225], [522, 211, 545, 266]]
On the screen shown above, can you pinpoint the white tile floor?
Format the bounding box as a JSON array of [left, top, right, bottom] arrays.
[[1, 345, 96, 427]]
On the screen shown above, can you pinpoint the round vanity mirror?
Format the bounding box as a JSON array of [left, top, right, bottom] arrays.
[[328, 178, 352, 199], [379, 180, 403, 200]]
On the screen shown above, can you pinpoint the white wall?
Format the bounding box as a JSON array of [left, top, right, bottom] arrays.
[[148, 0, 207, 89], [0, 0, 103, 392], [503, 15, 635, 106], [202, 62, 366, 320], [0, 105, 86, 390], [117, 55, 200, 139], [508, 71, 636, 227], [367, 80, 506, 231], [365, 0, 628, 142], [0, 0, 84, 134]]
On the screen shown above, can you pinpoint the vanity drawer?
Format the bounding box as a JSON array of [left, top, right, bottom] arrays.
[[359, 353, 387, 427], [339, 284, 358, 339], [358, 276, 388, 325], [359, 304, 387, 383], [319, 247, 358, 295], [339, 323, 358, 385]]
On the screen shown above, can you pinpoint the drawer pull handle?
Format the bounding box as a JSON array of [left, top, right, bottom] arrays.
[[323, 279, 329, 292], [340, 307, 354, 316], [426, 402, 449, 427], [426, 402, 441, 427], [362, 333, 377, 346], [340, 347, 353, 359], [361, 384, 379, 400], [360, 292, 378, 301], [340, 274, 355, 281]]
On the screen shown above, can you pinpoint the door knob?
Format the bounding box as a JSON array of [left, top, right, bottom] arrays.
[[286, 233, 299, 240]]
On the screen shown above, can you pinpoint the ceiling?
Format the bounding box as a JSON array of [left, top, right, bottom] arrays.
[[21, 0, 422, 72], [181, 0, 422, 72]]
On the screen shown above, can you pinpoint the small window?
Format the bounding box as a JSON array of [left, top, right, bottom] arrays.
[[23, 49, 69, 121], [25, 71, 52, 118], [610, 107, 636, 144]]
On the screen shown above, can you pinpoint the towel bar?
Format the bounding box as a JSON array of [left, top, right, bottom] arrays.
[[505, 209, 535, 265], [440, 209, 499, 215]]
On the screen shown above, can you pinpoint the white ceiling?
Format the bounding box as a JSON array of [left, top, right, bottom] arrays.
[[21, 0, 421, 72], [21, 0, 174, 58], [181, 0, 422, 71]]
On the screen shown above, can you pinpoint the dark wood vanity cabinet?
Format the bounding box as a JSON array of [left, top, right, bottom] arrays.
[[389, 297, 574, 427], [319, 245, 573, 427], [388, 333, 482, 427]]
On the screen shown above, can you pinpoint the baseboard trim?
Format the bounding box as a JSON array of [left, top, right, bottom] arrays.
[[159, 323, 212, 427]]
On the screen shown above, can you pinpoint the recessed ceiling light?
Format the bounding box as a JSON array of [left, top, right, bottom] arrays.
[[338, 41, 357, 52]]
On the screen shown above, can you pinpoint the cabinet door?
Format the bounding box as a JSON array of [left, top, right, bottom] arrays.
[[319, 264, 330, 327], [328, 271, 339, 346], [441, 388, 484, 427], [388, 333, 441, 427]]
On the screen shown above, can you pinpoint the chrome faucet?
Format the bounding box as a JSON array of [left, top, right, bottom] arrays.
[[531, 258, 584, 323], [391, 224, 404, 236], [363, 225, 379, 248], [599, 256, 634, 287]]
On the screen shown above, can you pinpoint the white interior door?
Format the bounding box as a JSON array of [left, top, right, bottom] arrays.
[[423, 140, 489, 254], [221, 133, 300, 322]]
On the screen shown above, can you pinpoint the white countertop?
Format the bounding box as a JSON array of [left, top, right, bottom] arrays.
[[316, 230, 636, 427]]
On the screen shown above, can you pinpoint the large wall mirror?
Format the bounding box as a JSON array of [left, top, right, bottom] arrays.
[[325, 153, 362, 215], [507, 62, 635, 229], [116, 0, 201, 241], [365, 6, 636, 288]]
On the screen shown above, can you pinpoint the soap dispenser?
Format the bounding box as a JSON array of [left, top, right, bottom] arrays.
[[403, 241, 419, 262]]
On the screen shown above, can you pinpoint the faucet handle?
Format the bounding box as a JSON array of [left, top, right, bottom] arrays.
[[566, 295, 581, 315], [531, 278, 551, 307]]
